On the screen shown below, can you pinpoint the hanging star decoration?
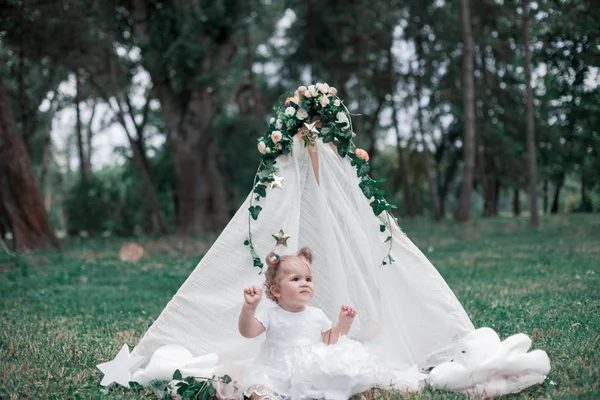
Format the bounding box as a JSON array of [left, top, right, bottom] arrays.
[[97, 344, 145, 387], [269, 174, 284, 189], [272, 229, 291, 247], [301, 121, 319, 147]]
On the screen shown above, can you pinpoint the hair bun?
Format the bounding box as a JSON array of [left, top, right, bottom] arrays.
[[265, 251, 281, 269], [297, 247, 312, 264]]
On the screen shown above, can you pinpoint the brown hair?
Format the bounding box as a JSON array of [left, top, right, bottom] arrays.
[[264, 247, 313, 303]]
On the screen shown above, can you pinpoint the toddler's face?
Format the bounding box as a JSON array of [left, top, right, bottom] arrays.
[[272, 259, 314, 308]]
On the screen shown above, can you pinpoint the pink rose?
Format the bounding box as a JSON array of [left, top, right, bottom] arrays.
[[355, 148, 370, 162], [320, 94, 330, 107], [257, 141, 267, 154], [271, 130, 283, 143], [297, 85, 308, 94], [328, 87, 338, 95], [293, 90, 301, 104], [213, 379, 241, 400]]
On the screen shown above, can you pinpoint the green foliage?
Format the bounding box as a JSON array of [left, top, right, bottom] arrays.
[[63, 174, 121, 235], [63, 145, 175, 236]]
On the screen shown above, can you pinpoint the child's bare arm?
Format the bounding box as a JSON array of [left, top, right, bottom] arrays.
[[322, 305, 356, 344], [238, 286, 266, 338]]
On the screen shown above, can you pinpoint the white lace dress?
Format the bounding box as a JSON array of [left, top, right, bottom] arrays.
[[243, 305, 380, 400]]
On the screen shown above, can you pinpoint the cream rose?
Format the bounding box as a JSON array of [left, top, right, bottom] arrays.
[[334, 99, 341, 107], [296, 108, 308, 120], [271, 130, 283, 143], [285, 107, 296, 116], [297, 85, 308, 94], [316, 82, 330, 94], [320, 94, 330, 108], [276, 119, 282, 129], [328, 86, 338, 95], [355, 148, 370, 162], [257, 141, 267, 154]]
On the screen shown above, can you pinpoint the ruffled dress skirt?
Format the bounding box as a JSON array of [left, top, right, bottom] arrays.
[[243, 337, 380, 400]]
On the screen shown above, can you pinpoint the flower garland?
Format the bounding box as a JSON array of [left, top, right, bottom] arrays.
[[244, 83, 398, 270]]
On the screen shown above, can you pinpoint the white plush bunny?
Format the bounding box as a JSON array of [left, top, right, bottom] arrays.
[[131, 344, 219, 386], [427, 327, 550, 397]]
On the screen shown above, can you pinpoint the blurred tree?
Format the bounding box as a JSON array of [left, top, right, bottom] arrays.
[[455, 0, 477, 222], [0, 74, 59, 250]]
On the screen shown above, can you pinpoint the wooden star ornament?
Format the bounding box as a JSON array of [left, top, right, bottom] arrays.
[[272, 229, 291, 247], [97, 344, 145, 387], [269, 174, 284, 189], [302, 121, 319, 147]]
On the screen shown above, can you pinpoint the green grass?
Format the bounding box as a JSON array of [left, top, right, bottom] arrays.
[[1, 215, 599, 399]]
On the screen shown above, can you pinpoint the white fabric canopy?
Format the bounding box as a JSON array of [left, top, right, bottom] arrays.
[[131, 136, 475, 377]]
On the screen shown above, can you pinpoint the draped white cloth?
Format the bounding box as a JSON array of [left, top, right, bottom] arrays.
[[131, 136, 474, 373]]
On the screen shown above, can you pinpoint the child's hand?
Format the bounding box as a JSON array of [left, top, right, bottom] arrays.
[[338, 305, 357, 327], [244, 286, 262, 306]]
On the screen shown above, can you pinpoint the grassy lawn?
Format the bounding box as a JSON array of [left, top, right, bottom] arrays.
[[1, 215, 599, 399]]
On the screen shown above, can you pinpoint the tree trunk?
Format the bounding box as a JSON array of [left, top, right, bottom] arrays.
[[551, 180, 562, 214], [455, 0, 477, 222], [543, 179, 548, 215], [581, 175, 586, 207], [75, 71, 90, 181], [0, 74, 59, 251], [391, 101, 415, 218], [102, 63, 168, 235], [522, 0, 539, 227], [513, 189, 520, 216], [366, 97, 385, 163], [415, 34, 441, 221], [130, 0, 230, 235]]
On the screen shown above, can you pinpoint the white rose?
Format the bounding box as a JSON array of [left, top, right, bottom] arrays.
[[334, 99, 341, 107], [304, 90, 313, 98], [307, 85, 318, 97], [271, 130, 283, 143], [270, 117, 275, 124], [320, 94, 330, 108], [276, 119, 282, 129], [296, 108, 308, 120], [266, 147, 271, 153], [336, 111, 350, 130], [328, 87, 338, 95], [285, 107, 296, 116], [316, 82, 330, 94], [257, 141, 267, 154]]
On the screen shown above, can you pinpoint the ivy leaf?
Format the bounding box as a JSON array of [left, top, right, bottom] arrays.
[[321, 127, 335, 143], [173, 369, 183, 380], [254, 184, 267, 197], [385, 236, 392, 243], [184, 376, 196, 385], [128, 381, 144, 391], [220, 375, 233, 384], [253, 257, 263, 268], [380, 224, 387, 232], [257, 169, 273, 181], [244, 239, 250, 246], [249, 205, 262, 220], [356, 162, 370, 178]]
